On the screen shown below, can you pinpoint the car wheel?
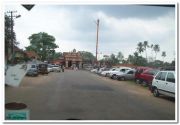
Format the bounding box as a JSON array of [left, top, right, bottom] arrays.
[[142, 81, 148, 87], [153, 88, 159, 97], [121, 77, 125, 81], [135, 79, 140, 84], [112, 75, 117, 79]]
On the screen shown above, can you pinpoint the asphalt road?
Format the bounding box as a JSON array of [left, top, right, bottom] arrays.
[[5, 70, 175, 120]]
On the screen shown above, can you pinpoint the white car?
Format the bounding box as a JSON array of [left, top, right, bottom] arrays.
[[101, 68, 117, 77], [47, 64, 53, 72], [97, 67, 110, 74], [109, 67, 132, 79], [52, 65, 61, 72], [90, 68, 98, 73], [151, 71, 175, 98]]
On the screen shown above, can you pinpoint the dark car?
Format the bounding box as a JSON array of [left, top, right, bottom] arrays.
[[38, 63, 48, 74], [139, 69, 160, 87], [134, 67, 151, 84]]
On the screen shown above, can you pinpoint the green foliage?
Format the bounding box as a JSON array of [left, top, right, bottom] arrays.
[[53, 52, 63, 59], [26, 32, 58, 61], [161, 51, 166, 62], [109, 54, 119, 65], [143, 41, 149, 60], [127, 52, 147, 66], [117, 51, 124, 63], [136, 42, 144, 55], [78, 51, 96, 63], [5, 15, 17, 55], [153, 44, 160, 60]]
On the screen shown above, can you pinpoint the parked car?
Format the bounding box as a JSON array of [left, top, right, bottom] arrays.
[[26, 64, 38, 76], [108, 67, 132, 79], [139, 69, 160, 86], [97, 67, 110, 75], [47, 64, 53, 72], [134, 67, 152, 84], [151, 71, 175, 98], [101, 68, 117, 77], [52, 65, 61, 72], [90, 68, 98, 73], [116, 69, 135, 81], [38, 63, 48, 74]]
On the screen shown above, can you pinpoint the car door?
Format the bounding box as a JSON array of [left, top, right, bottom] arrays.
[[154, 72, 167, 91], [165, 72, 175, 94], [126, 70, 134, 80]]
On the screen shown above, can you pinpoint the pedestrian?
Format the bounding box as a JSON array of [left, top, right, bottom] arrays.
[[62, 65, 64, 72]]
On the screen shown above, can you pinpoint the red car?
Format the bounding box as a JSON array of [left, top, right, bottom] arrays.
[[139, 68, 160, 86], [135, 67, 151, 84]]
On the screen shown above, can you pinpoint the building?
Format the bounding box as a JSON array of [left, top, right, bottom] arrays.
[[25, 51, 40, 60], [63, 50, 82, 68], [51, 49, 83, 68]]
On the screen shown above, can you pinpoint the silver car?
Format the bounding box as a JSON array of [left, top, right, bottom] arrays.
[[116, 69, 135, 81]]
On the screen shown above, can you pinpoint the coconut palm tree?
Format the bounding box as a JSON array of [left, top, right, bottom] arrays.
[[137, 42, 144, 56], [161, 51, 166, 63], [143, 41, 149, 61], [153, 44, 160, 61]]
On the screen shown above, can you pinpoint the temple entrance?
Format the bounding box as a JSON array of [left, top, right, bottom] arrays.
[[63, 50, 82, 69], [76, 61, 79, 68], [68, 61, 72, 67]]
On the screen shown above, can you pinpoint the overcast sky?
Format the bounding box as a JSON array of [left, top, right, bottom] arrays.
[[5, 4, 175, 62]]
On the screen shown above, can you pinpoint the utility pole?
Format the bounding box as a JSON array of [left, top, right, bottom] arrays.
[[96, 19, 100, 63], [6, 11, 21, 64]]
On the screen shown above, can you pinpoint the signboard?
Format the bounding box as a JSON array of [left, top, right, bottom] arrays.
[[5, 109, 30, 120], [5, 63, 31, 87]]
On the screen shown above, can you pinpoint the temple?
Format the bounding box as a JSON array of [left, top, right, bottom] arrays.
[[52, 49, 82, 68]]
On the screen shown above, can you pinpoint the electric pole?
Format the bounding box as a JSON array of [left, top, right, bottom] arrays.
[[96, 19, 99, 63], [6, 11, 21, 64]]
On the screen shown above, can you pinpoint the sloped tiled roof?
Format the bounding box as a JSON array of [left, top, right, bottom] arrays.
[[25, 51, 39, 58]]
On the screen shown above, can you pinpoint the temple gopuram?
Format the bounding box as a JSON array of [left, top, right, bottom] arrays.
[[52, 49, 82, 68], [63, 49, 82, 68]]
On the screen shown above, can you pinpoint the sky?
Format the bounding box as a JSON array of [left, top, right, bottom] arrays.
[[5, 4, 176, 62]]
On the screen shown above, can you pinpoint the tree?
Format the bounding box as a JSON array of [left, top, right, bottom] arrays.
[[143, 41, 149, 61], [109, 54, 119, 65], [26, 32, 58, 61], [127, 52, 147, 66], [117, 51, 124, 63], [153, 44, 160, 61], [161, 51, 166, 63], [5, 15, 18, 61], [78, 51, 96, 63], [127, 55, 134, 64], [137, 42, 144, 56], [53, 52, 63, 59], [149, 44, 154, 62]]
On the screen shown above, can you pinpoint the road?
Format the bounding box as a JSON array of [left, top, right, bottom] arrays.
[[5, 70, 175, 120]]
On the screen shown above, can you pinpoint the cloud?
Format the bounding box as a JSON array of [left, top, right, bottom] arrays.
[[5, 5, 175, 62]]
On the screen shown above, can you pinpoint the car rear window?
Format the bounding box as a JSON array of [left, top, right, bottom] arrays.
[[166, 72, 175, 83]]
